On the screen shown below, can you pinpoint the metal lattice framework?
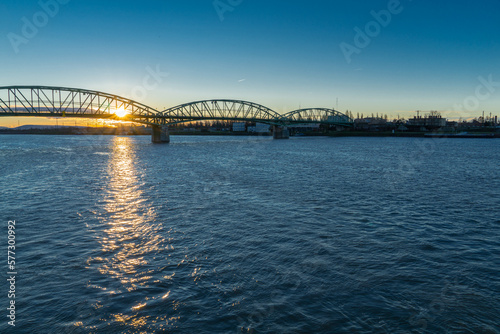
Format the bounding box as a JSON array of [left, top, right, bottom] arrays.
[[281, 108, 353, 126], [160, 100, 283, 125], [0, 86, 160, 125], [0, 86, 354, 127]]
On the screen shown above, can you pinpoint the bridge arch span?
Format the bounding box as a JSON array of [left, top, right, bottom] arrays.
[[161, 99, 282, 125], [281, 108, 353, 126], [0, 85, 160, 125]]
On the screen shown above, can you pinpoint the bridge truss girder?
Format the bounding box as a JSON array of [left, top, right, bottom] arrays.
[[0, 86, 160, 125], [281, 108, 353, 127], [0, 86, 354, 128], [160, 100, 284, 126]]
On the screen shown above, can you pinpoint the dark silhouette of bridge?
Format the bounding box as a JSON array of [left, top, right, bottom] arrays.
[[0, 86, 353, 142]]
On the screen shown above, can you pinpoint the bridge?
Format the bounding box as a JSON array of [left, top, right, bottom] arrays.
[[0, 86, 353, 143]]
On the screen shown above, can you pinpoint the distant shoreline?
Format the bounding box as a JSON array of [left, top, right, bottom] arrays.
[[1, 129, 499, 139], [325, 131, 500, 139]]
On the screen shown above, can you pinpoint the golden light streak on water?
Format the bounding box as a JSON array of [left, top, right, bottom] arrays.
[[131, 303, 147, 311], [100, 137, 152, 279], [87, 137, 167, 329]]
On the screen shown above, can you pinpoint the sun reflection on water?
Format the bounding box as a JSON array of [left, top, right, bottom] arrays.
[[85, 137, 175, 330], [101, 137, 151, 284]]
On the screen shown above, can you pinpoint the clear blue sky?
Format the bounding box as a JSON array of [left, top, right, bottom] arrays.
[[1, 0, 499, 125]]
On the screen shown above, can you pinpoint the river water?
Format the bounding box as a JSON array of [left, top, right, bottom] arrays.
[[0, 134, 499, 333]]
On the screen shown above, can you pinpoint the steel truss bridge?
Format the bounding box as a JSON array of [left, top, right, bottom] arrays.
[[0, 86, 353, 142]]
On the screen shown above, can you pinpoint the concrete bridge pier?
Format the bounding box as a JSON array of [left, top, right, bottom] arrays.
[[273, 126, 290, 139], [151, 125, 170, 143]]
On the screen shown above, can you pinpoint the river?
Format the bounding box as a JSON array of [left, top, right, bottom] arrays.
[[0, 134, 499, 333]]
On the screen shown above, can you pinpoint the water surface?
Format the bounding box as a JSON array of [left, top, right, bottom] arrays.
[[0, 135, 499, 333]]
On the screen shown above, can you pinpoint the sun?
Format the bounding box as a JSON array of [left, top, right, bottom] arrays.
[[114, 107, 129, 118]]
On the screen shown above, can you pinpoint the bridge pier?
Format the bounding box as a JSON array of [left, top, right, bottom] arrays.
[[273, 126, 290, 139], [151, 125, 170, 143]]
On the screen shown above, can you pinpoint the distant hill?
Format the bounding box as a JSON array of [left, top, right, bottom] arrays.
[[0, 124, 152, 136], [13, 125, 87, 130]]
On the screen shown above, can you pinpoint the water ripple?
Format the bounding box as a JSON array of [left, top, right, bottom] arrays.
[[1, 135, 499, 333]]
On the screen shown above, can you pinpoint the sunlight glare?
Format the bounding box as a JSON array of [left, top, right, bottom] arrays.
[[114, 107, 129, 118]]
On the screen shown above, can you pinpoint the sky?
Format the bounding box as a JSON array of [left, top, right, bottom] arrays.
[[1, 0, 499, 126]]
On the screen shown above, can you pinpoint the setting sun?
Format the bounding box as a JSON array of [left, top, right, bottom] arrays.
[[114, 107, 129, 118]]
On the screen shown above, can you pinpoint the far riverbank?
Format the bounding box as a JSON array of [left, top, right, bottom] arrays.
[[1, 128, 499, 138]]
